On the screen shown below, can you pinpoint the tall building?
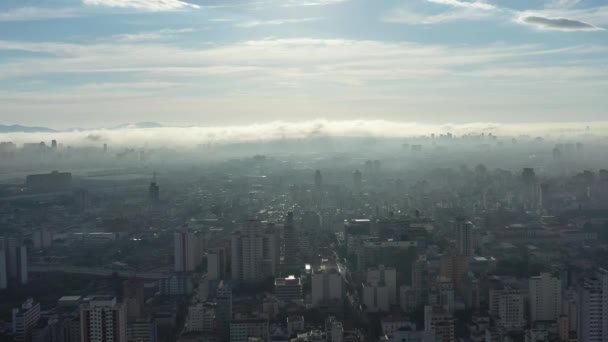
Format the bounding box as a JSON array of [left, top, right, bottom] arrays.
[[174, 230, 205, 272], [216, 281, 232, 342], [122, 279, 145, 322], [577, 268, 608, 342], [362, 281, 390, 312], [314, 170, 323, 190], [51, 140, 57, 150], [455, 218, 473, 256], [311, 261, 343, 306], [366, 265, 397, 305], [207, 247, 227, 281], [353, 170, 362, 193], [0, 251, 6, 289], [148, 173, 159, 202], [12, 298, 41, 342], [412, 256, 429, 306], [529, 273, 562, 322], [80, 296, 127, 342], [283, 212, 300, 266], [274, 275, 303, 303], [424, 306, 455, 342], [489, 286, 525, 330], [231, 219, 279, 281], [0, 236, 28, 285]]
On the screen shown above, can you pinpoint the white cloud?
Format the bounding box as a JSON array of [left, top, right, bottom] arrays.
[[281, 0, 348, 7], [236, 17, 322, 28], [0, 7, 80, 22], [426, 0, 495, 11], [81, 0, 200, 11], [109, 28, 195, 43]]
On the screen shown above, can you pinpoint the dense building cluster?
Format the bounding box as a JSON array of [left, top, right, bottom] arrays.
[[1, 134, 608, 342]]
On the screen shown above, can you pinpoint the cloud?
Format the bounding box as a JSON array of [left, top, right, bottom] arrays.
[[426, 0, 495, 11], [518, 15, 603, 31], [383, 0, 498, 25], [0, 7, 80, 22], [236, 17, 322, 28], [81, 0, 200, 11], [1, 120, 606, 148], [383, 8, 494, 24], [109, 28, 195, 43], [281, 0, 348, 7]]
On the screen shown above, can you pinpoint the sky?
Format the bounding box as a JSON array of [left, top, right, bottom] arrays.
[[0, 0, 607, 129]]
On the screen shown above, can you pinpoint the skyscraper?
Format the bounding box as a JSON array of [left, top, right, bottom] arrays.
[[0, 236, 28, 285], [455, 218, 473, 256], [12, 298, 40, 342], [148, 172, 159, 202], [353, 170, 362, 193], [577, 269, 608, 342], [283, 212, 300, 266], [80, 296, 127, 342], [231, 219, 279, 281], [174, 230, 205, 272], [529, 273, 561, 322], [122, 279, 145, 322], [314, 170, 323, 190]]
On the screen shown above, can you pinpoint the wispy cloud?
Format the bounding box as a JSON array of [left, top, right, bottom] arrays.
[[426, 0, 495, 11], [281, 0, 348, 7], [81, 0, 200, 11], [383, 0, 498, 25], [517, 15, 603, 31], [0, 7, 80, 22], [109, 28, 195, 43], [236, 17, 322, 28]]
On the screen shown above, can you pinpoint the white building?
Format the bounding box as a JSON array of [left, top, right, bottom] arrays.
[[490, 286, 525, 330], [311, 262, 343, 306], [367, 266, 397, 305], [529, 273, 562, 322], [231, 220, 279, 281], [174, 230, 205, 272], [80, 296, 127, 342]]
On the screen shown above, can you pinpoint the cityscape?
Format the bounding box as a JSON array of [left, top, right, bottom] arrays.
[[2, 0, 608, 341], [1, 130, 608, 342]]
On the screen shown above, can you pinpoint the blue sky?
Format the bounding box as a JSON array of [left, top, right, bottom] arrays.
[[0, 0, 607, 128]]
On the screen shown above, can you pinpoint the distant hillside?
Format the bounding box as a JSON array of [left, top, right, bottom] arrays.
[[0, 125, 56, 133]]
